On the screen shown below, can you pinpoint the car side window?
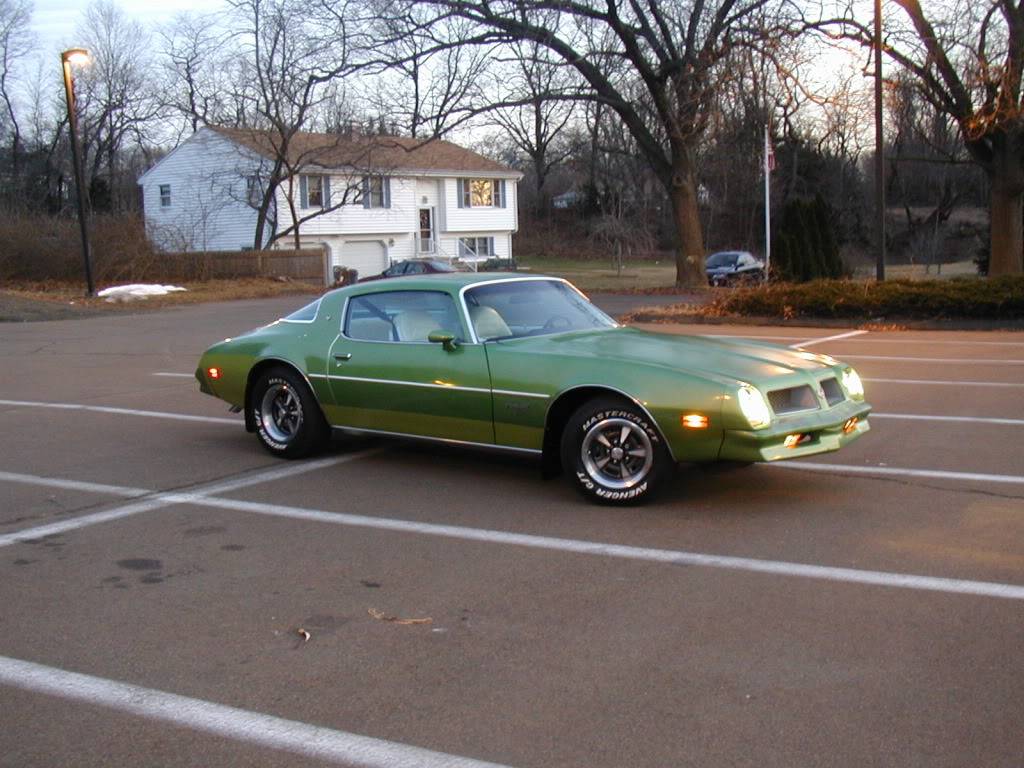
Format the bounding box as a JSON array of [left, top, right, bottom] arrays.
[[344, 290, 463, 343], [406, 262, 426, 275]]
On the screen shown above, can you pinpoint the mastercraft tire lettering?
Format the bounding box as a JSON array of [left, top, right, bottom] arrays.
[[250, 367, 329, 459], [560, 397, 670, 505]]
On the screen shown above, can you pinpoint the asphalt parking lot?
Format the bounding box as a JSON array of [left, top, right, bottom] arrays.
[[1, 297, 1023, 768]]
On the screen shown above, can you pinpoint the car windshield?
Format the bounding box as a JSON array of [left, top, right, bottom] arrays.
[[706, 252, 740, 268], [464, 280, 616, 341], [427, 260, 458, 272]]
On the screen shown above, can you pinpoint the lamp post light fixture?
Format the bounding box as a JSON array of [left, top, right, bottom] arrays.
[[60, 48, 95, 297]]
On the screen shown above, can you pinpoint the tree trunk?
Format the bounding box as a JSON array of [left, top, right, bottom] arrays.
[[989, 184, 1024, 276], [667, 147, 706, 289]]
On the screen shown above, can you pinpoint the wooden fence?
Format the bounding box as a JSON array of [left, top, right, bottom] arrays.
[[161, 248, 329, 285]]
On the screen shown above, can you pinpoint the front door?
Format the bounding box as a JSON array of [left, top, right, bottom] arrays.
[[418, 208, 434, 254], [325, 288, 493, 443]]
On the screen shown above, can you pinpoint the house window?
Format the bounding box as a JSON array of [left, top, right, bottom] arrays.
[[361, 176, 391, 208], [458, 237, 494, 259], [458, 178, 505, 208], [302, 175, 325, 208], [159, 184, 171, 207], [246, 176, 262, 207]]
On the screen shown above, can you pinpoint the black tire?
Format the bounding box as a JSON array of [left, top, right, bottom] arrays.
[[250, 367, 329, 459], [560, 397, 671, 504]]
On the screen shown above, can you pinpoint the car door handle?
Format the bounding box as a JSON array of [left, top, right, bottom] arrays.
[[333, 353, 352, 362]]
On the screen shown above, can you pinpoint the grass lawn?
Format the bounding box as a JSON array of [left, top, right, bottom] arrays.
[[1, 278, 319, 322], [516, 256, 682, 292]]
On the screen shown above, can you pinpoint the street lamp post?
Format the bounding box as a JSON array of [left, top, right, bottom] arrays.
[[60, 48, 94, 297], [873, 0, 885, 281]]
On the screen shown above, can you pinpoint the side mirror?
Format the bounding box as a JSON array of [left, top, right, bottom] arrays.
[[428, 331, 457, 351]]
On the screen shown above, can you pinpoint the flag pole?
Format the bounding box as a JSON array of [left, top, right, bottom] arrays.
[[764, 125, 772, 282]]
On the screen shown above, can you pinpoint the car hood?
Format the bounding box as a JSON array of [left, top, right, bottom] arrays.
[[495, 327, 838, 385]]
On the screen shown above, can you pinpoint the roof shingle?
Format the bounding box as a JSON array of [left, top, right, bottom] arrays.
[[208, 126, 517, 176]]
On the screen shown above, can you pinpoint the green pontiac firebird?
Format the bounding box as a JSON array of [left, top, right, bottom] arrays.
[[196, 274, 871, 503]]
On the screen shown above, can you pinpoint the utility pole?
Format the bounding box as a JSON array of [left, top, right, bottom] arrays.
[[873, 0, 886, 281]]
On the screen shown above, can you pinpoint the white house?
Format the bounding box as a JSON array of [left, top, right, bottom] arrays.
[[137, 126, 522, 278]]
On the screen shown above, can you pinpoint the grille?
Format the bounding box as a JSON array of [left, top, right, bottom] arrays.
[[820, 377, 845, 406], [767, 385, 819, 414]]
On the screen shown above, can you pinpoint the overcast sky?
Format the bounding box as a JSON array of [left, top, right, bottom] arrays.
[[32, 0, 217, 56]]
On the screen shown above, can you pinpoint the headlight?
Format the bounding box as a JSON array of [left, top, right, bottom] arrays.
[[737, 385, 772, 429], [842, 368, 865, 399]]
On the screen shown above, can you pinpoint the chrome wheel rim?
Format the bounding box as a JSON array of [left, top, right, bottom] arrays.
[[260, 383, 303, 444], [581, 417, 654, 490]]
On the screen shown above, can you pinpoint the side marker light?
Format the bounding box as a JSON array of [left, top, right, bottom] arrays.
[[207, 367, 221, 380], [681, 413, 709, 429]]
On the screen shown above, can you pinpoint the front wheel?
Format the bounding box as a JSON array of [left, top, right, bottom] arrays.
[[560, 397, 671, 504], [250, 367, 329, 459]]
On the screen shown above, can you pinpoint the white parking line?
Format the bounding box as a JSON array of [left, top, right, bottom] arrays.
[[3, 458, 1023, 598], [790, 330, 868, 348], [0, 452, 379, 548], [0, 656, 513, 768], [0, 497, 171, 549], [185, 495, 1024, 601], [844, 355, 1024, 364], [865, 378, 1024, 388], [779, 461, 1024, 486], [871, 413, 1024, 426], [152, 372, 195, 378], [703, 333, 1024, 347], [0, 471, 150, 498], [0, 399, 239, 425]]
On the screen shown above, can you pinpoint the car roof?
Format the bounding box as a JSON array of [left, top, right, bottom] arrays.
[[332, 272, 562, 296]]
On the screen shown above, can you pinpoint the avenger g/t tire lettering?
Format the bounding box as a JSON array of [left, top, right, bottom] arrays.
[[560, 397, 670, 504], [250, 367, 329, 459]]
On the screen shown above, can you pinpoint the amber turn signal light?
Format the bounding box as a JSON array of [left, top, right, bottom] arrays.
[[681, 413, 709, 429], [843, 417, 858, 434]]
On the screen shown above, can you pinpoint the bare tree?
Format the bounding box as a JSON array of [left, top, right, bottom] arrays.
[[827, 0, 1024, 275], [491, 40, 577, 214], [364, 8, 491, 139], [0, 0, 33, 180], [158, 12, 235, 137], [394, 0, 793, 287], [75, 0, 166, 210], [222, 0, 363, 248]]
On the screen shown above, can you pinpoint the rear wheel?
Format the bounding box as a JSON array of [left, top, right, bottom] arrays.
[[250, 367, 329, 459], [560, 397, 671, 504]]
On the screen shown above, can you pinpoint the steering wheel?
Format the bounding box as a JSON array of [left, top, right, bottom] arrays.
[[542, 315, 572, 332]]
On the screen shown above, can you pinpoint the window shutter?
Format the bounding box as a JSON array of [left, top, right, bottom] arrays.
[[488, 237, 495, 257], [300, 175, 308, 209], [456, 179, 464, 208], [362, 177, 370, 209], [498, 179, 506, 208], [384, 177, 391, 209], [323, 176, 331, 208]]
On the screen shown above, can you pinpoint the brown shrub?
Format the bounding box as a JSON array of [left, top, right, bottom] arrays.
[[0, 213, 324, 285]]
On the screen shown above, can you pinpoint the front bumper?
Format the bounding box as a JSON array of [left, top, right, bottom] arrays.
[[719, 400, 872, 462]]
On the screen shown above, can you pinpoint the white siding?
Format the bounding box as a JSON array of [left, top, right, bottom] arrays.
[[138, 130, 520, 257], [441, 178, 518, 233], [439, 232, 512, 262], [280, 176, 415, 238], [140, 130, 267, 252]]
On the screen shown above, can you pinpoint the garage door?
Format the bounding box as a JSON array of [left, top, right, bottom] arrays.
[[340, 240, 387, 278]]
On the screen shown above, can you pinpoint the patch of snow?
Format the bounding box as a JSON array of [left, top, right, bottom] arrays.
[[97, 284, 187, 303]]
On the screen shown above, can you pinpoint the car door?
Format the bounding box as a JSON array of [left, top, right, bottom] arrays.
[[324, 288, 494, 443]]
